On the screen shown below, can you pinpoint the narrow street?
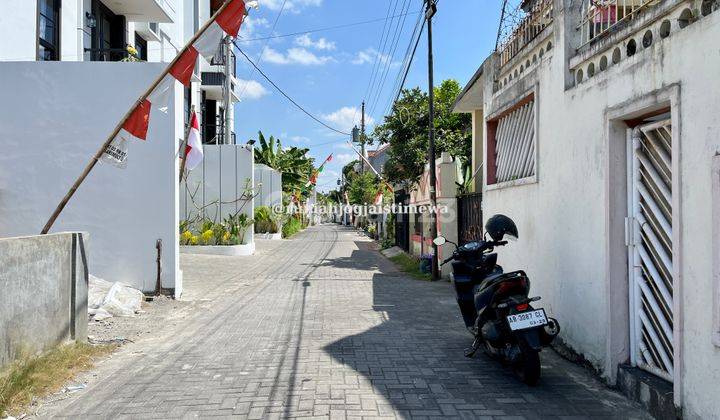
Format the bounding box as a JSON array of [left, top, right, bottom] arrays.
[[47, 225, 649, 419]]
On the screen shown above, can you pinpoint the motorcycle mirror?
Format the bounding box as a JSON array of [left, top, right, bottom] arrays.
[[433, 236, 446, 246]]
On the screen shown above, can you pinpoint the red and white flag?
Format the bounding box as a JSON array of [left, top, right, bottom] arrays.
[[194, 0, 249, 61], [184, 111, 204, 170], [117, 0, 252, 141]]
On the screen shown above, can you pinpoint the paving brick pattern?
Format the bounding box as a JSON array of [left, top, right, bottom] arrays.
[[49, 225, 650, 419]]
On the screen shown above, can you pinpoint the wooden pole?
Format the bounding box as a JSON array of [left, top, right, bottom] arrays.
[[41, 0, 241, 234]]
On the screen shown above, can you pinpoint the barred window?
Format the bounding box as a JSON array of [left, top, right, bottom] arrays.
[[487, 96, 536, 185]]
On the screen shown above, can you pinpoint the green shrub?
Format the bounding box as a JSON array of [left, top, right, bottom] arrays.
[[254, 206, 279, 234], [282, 215, 303, 238]]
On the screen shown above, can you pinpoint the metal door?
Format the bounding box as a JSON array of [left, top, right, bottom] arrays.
[[628, 118, 674, 382], [395, 190, 410, 252], [457, 192, 483, 244]]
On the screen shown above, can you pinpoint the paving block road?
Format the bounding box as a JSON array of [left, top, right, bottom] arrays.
[[46, 225, 651, 419]]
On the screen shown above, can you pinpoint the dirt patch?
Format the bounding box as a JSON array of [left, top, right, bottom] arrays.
[[88, 295, 192, 345]]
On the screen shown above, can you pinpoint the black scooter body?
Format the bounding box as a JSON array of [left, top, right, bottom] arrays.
[[443, 239, 560, 385]]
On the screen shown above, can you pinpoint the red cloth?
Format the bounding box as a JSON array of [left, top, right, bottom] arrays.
[[216, 0, 247, 38], [169, 47, 199, 86], [122, 99, 151, 140]]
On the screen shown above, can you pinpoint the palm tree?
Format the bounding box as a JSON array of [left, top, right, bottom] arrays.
[[253, 131, 314, 193]]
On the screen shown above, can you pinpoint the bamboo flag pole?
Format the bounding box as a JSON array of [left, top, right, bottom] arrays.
[[41, 0, 243, 234]]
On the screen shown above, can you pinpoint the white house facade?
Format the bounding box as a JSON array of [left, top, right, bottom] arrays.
[[454, 0, 720, 418], [0, 0, 247, 295]]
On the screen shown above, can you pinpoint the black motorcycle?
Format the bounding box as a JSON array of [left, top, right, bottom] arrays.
[[434, 214, 560, 385]]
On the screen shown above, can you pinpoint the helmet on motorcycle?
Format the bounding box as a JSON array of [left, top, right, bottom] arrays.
[[485, 214, 518, 242]]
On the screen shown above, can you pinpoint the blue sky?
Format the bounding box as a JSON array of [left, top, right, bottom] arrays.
[[233, 0, 502, 192]]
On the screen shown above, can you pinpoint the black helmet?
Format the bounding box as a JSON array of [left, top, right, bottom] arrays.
[[485, 214, 518, 242]]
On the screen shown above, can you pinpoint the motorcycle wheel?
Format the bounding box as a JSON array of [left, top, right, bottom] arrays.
[[513, 349, 541, 386]]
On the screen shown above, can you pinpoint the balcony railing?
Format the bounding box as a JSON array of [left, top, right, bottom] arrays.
[[577, 0, 661, 48], [203, 124, 236, 145], [497, 0, 554, 68], [84, 48, 133, 62]]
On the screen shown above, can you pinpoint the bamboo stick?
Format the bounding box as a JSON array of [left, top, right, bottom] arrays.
[[41, 0, 243, 234]]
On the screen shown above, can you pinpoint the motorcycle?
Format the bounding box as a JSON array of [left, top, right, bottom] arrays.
[[433, 214, 560, 385]]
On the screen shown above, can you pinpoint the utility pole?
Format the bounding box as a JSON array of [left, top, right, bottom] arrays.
[[360, 101, 366, 174], [224, 36, 233, 144], [426, 0, 440, 281]]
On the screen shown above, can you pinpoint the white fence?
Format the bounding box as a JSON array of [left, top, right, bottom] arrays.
[[180, 144, 255, 243], [254, 164, 282, 208]]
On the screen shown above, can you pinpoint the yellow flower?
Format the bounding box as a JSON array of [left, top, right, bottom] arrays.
[[223, 232, 231, 243], [180, 230, 193, 244], [190, 235, 198, 245], [126, 45, 138, 56], [201, 229, 214, 245]]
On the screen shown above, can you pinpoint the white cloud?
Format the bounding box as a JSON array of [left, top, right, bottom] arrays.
[[295, 34, 336, 51], [262, 0, 322, 13], [334, 153, 355, 165], [261, 47, 333, 65], [321, 106, 375, 132], [351, 47, 392, 65], [333, 142, 353, 150], [289, 135, 311, 143], [236, 79, 269, 100], [240, 16, 269, 38]]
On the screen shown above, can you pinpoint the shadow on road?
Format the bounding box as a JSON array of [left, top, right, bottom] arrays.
[[317, 244, 651, 419]]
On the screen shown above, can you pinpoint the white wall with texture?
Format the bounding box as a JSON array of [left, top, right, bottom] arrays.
[[0, 62, 181, 294]]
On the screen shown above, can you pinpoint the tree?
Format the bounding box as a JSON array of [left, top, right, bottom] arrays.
[[373, 79, 471, 191], [253, 131, 314, 193], [347, 172, 379, 205]]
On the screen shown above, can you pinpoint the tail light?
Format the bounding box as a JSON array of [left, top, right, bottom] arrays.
[[515, 303, 529, 311], [496, 276, 528, 295]]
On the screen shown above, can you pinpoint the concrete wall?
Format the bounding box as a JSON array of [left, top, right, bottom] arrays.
[[407, 153, 461, 277], [180, 144, 255, 244], [0, 232, 88, 367], [0, 62, 182, 294], [254, 164, 282, 208], [473, 2, 720, 417]]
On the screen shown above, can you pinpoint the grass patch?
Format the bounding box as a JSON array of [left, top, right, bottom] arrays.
[[0, 343, 116, 416], [389, 253, 431, 281]]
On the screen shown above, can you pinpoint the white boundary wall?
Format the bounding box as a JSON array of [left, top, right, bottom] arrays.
[[180, 145, 255, 245], [254, 164, 282, 208], [0, 62, 182, 294]]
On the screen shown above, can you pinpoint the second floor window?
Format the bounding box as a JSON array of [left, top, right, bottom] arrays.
[[134, 33, 148, 61], [38, 0, 60, 61]]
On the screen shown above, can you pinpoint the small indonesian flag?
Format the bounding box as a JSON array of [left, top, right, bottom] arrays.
[[373, 191, 383, 205], [184, 111, 204, 170], [305, 153, 333, 187]]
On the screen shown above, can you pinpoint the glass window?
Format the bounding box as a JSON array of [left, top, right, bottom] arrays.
[[38, 0, 60, 61], [134, 33, 147, 61]]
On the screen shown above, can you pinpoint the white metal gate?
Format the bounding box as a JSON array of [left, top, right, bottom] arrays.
[[628, 118, 674, 382]]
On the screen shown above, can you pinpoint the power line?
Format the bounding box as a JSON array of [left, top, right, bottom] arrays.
[[236, 11, 421, 43], [368, 0, 414, 117], [362, 0, 397, 104], [234, 43, 352, 136], [388, 16, 425, 113], [237, 0, 288, 100], [383, 2, 425, 116]]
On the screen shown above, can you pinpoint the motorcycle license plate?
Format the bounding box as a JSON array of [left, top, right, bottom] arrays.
[[507, 309, 548, 331]]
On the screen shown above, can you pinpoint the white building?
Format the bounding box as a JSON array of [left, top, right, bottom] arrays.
[[0, 0, 241, 145], [454, 0, 720, 417], [0, 0, 247, 295]]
